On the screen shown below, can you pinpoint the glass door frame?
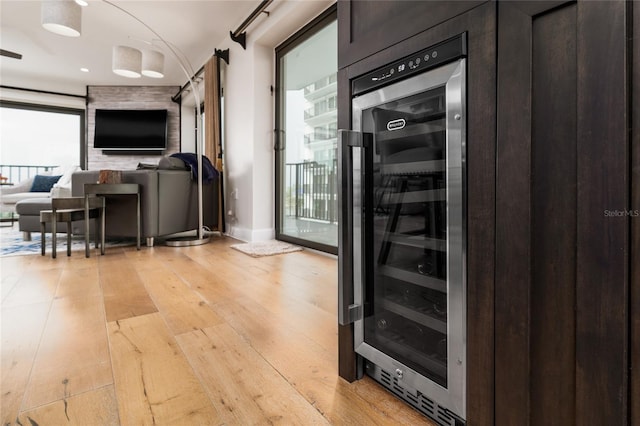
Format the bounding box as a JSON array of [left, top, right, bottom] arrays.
[[274, 4, 337, 255]]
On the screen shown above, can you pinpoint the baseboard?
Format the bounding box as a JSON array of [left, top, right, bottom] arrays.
[[251, 227, 275, 242], [226, 226, 274, 243]]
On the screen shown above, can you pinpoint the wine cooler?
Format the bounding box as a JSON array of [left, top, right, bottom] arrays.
[[338, 34, 466, 425]]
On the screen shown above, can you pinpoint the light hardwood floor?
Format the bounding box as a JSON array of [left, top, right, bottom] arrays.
[[1, 236, 435, 425]]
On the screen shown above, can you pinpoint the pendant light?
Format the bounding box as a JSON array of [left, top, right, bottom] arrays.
[[142, 50, 165, 78], [41, 0, 81, 37], [112, 45, 142, 78]]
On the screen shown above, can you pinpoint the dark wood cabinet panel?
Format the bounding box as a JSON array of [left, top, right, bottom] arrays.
[[497, 4, 582, 424], [495, 5, 533, 424], [462, 6, 496, 426], [632, 3, 640, 425], [575, 2, 628, 424], [530, 5, 577, 425], [496, 0, 630, 424], [338, 0, 485, 69]]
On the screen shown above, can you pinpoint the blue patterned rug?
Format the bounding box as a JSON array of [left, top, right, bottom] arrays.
[[0, 226, 134, 257]]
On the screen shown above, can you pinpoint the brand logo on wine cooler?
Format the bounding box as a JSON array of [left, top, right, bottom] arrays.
[[387, 118, 406, 131]]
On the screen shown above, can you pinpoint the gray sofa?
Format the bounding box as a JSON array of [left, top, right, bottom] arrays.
[[0, 166, 80, 213], [16, 169, 216, 246]]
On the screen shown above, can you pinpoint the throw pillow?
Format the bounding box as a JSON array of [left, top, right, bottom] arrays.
[[51, 165, 80, 189], [30, 175, 62, 192]]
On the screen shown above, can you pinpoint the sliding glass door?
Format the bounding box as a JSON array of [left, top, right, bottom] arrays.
[[275, 7, 337, 254]]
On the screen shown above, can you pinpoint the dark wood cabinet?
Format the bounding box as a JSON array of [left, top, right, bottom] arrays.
[[338, 0, 640, 425], [496, 1, 631, 424], [338, 0, 637, 424], [338, 0, 485, 69]]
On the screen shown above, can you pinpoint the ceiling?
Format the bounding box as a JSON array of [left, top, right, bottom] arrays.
[[0, 0, 262, 96]]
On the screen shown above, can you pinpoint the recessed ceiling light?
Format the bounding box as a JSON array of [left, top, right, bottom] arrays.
[[80, 67, 89, 72], [75, 0, 88, 6]]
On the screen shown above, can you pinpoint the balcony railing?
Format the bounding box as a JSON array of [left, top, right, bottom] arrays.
[[0, 164, 58, 184], [284, 160, 337, 223]]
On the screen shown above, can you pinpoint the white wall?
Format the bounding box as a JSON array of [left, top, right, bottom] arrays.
[[219, 0, 335, 242], [179, 81, 205, 154]]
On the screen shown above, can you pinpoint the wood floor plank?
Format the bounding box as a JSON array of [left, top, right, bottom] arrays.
[[17, 385, 120, 425], [99, 252, 158, 322], [156, 251, 243, 305], [21, 294, 112, 410], [56, 266, 101, 299], [351, 377, 436, 425], [176, 323, 330, 425], [0, 255, 33, 302], [1, 267, 61, 308], [194, 244, 338, 316], [208, 295, 432, 425], [1, 302, 51, 425], [193, 253, 339, 353], [137, 264, 224, 335], [108, 312, 221, 425], [123, 246, 171, 271], [0, 237, 440, 426]]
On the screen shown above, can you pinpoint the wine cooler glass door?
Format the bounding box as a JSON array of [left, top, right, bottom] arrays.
[[352, 58, 466, 419]]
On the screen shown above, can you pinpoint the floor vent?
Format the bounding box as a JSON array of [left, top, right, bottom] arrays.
[[365, 361, 464, 426]]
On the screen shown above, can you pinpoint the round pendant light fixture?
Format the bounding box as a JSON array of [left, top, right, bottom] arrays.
[[142, 50, 165, 78], [112, 45, 142, 78], [41, 0, 82, 37]]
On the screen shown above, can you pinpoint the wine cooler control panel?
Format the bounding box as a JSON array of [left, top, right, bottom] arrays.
[[352, 33, 467, 96]]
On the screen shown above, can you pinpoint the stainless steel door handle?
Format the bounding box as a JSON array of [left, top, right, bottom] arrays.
[[338, 129, 370, 325]]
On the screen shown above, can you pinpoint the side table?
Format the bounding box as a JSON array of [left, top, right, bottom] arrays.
[[84, 183, 141, 257], [40, 197, 105, 258], [0, 212, 17, 228]]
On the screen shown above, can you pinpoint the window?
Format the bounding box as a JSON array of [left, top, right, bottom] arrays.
[[0, 102, 85, 178]]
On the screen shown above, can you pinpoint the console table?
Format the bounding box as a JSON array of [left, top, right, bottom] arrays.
[[84, 183, 141, 257]]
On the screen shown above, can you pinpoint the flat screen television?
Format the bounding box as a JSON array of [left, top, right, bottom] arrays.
[[94, 109, 168, 151]]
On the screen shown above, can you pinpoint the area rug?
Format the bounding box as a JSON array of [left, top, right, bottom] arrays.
[[0, 227, 134, 257], [230, 240, 303, 257]]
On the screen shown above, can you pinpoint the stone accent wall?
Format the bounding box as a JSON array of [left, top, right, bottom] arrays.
[[87, 86, 180, 170]]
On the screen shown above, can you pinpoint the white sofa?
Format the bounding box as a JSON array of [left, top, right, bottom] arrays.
[[0, 166, 80, 213]]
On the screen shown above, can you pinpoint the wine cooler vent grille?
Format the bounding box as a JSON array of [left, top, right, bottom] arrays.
[[367, 362, 464, 426]]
